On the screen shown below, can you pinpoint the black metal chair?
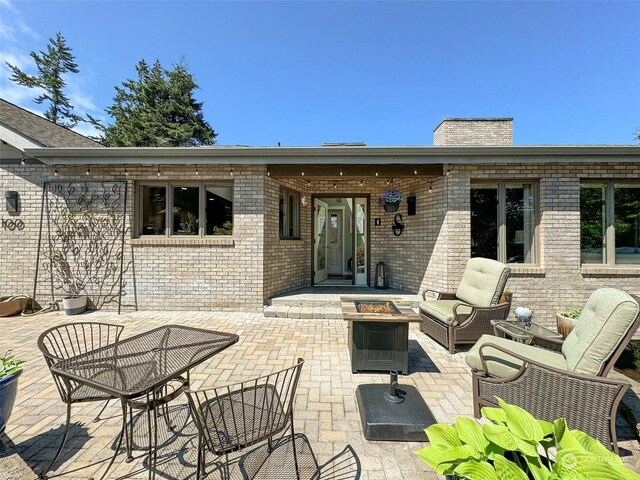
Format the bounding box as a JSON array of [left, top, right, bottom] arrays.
[[37, 321, 187, 478], [185, 358, 305, 480], [37, 322, 125, 479]]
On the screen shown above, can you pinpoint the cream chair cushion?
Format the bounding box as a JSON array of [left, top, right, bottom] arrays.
[[562, 288, 639, 376], [455, 258, 510, 307]]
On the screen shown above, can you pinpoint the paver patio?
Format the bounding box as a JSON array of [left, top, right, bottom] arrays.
[[1, 309, 639, 479]]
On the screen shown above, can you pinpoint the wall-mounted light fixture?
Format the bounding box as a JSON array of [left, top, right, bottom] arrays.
[[5, 191, 19, 214]]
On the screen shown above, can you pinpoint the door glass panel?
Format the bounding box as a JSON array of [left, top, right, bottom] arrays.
[[355, 198, 367, 285], [580, 183, 606, 264], [317, 205, 326, 270], [470, 185, 498, 260], [505, 183, 535, 263], [173, 186, 199, 235], [614, 184, 640, 264], [141, 185, 166, 235]]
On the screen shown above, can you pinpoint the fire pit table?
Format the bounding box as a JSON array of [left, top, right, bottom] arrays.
[[341, 297, 420, 374]]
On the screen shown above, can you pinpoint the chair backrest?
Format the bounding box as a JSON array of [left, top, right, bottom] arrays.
[[455, 258, 511, 307], [185, 358, 304, 455], [37, 322, 124, 402], [562, 289, 640, 376]]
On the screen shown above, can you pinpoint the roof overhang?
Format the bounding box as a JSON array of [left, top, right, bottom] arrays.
[[22, 145, 640, 166]]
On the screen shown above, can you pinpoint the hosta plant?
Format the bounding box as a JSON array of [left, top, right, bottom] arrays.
[[416, 398, 639, 479]]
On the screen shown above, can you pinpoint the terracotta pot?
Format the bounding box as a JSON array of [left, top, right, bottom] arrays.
[[500, 291, 513, 305], [556, 313, 577, 339]]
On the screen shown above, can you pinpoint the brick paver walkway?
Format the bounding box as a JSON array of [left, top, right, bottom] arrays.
[[1, 310, 639, 479]]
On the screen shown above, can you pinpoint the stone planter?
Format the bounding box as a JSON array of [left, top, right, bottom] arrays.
[[383, 201, 400, 213], [63, 295, 87, 315], [556, 313, 577, 339], [0, 370, 22, 432]]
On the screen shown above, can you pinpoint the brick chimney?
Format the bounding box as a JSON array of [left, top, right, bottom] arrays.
[[433, 118, 513, 146]]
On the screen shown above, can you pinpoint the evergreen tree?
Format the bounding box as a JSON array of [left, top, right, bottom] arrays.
[[101, 59, 216, 147], [6, 32, 82, 128]]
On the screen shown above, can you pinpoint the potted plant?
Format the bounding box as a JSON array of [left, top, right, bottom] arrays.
[[379, 189, 403, 212], [0, 351, 24, 433], [500, 287, 513, 305], [557, 307, 581, 339], [416, 398, 639, 479], [45, 208, 93, 315]]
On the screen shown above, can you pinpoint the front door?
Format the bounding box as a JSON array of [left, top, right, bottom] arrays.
[[327, 209, 343, 275], [314, 199, 328, 283]]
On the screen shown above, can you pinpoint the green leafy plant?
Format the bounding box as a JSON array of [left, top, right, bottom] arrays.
[[416, 398, 639, 479], [0, 351, 24, 380], [504, 287, 513, 294], [557, 308, 582, 320]]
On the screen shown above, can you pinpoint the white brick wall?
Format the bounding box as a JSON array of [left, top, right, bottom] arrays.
[[1, 159, 638, 324]]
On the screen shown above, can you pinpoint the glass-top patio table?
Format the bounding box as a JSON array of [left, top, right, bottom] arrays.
[[49, 325, 239, 480]]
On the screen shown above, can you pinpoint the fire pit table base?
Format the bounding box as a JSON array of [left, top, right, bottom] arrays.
[[356, 383, 436, 442]]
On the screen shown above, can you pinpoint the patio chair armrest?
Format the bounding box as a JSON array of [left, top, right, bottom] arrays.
[[422, 289, 457, 301], [454, 302, 510, 327], [476, 342, 626, 386]]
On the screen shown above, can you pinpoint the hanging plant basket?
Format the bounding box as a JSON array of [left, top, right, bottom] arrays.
[[383, 201, 400, 212], [379, 189, 403, 213]]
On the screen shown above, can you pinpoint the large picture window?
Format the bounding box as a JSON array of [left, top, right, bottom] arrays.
[[279, 188, 300, 239], [581, 181, 639, 265], [471, 181, 537, 264], [138, 182, 233, 237]]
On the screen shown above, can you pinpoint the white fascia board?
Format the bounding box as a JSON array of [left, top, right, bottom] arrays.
[[23, 145, 640, 165], [0, 124, 43, 151]]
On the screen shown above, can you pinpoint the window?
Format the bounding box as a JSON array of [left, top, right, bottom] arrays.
[[471, 181, 537, 264], [279, 189, 300, 239], [581, 181, 640, 265], [138, 182, 233, 236]]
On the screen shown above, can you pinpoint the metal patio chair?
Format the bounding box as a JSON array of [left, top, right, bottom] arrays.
[[37, 322, 125, 479], [466, 288, 640, 452], [185, 358, 305, 479], [37, 321, 186, 478]]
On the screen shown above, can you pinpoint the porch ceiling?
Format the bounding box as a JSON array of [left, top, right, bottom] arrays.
[[268, 163, 442, 178]]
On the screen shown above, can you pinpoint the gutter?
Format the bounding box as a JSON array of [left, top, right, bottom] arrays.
[[22, 145, 640, 165]]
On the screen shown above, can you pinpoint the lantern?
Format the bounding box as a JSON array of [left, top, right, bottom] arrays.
[[375, 261, 389, 289]]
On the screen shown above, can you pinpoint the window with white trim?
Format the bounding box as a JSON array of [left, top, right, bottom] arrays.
[[581, 181, 640, 265], [279, 188, 300, 239], [470, 181, 538, 264], [138, 182, 233, 236]]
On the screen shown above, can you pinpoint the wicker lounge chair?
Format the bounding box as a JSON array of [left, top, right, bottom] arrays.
[[466, 288, 640, 452], [420, 257, 511, 354]]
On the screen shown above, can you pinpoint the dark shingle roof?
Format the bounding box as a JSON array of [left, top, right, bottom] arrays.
[[0, 98, 103, 148]]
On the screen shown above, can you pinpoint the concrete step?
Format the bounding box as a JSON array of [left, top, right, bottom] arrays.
[[264, 305, 344, 319], [268, 287, 420, 308]]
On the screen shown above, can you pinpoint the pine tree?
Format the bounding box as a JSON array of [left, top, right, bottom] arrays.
[[101, 59, 216, 147], [6, 32, 82, 128]]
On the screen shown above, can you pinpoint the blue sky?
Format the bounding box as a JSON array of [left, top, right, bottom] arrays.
[[1, 0, 638, 145]]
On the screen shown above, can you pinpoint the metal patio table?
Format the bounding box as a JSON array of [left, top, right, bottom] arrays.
[[49, 325, 239, 480]]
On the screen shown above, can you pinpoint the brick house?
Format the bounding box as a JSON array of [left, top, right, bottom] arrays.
[[1, 99, 639, 326]]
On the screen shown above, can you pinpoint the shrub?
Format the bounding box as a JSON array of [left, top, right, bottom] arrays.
[[557, 307, 581, 319]]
